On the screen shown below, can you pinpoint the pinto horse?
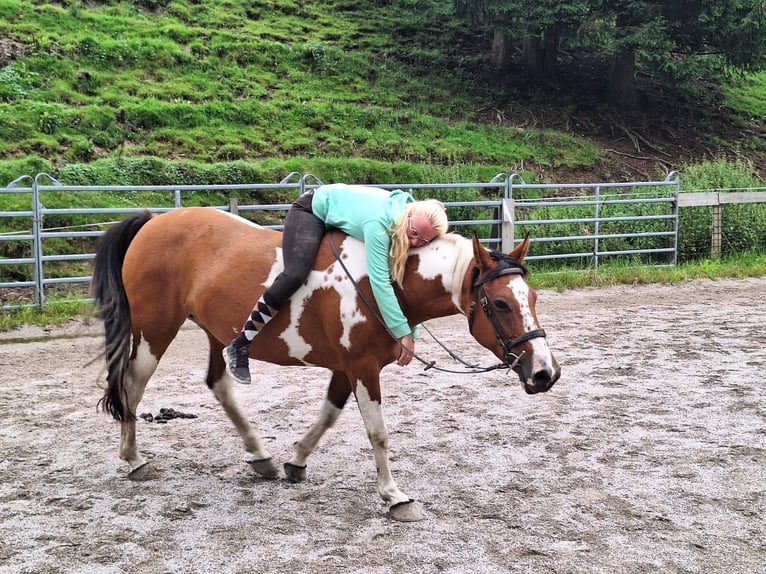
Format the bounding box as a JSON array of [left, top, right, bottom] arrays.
[[91, 206, 560, 521]]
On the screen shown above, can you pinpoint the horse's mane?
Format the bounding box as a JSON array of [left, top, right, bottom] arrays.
[[441, 233, 474, 280], [437, 232, 527, 276]]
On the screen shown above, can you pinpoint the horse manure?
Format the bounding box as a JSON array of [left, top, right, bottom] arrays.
[[139, 408, 198, 423]]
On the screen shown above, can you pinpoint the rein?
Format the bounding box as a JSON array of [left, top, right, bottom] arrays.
[[327, 232, 545, 374]]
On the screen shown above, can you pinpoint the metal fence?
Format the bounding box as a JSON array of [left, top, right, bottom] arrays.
[[1, 171, 682, 310]]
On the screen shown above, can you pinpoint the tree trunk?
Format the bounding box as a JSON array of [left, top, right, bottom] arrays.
[[608, 49, 639, 109], [491, 31, 513, 72], [521, 36, 558, 86]]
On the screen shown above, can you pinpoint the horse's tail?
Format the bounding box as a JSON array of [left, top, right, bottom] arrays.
[[91, 210, 153, 422]]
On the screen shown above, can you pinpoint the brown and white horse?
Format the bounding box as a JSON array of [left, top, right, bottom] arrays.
[[91, 206, 560, 521]]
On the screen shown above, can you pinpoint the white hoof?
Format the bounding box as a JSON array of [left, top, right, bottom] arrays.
[[387, 499, 426, 522]]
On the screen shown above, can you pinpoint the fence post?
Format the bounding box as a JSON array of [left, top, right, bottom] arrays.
[[299, 173, 324, 195], [30, 173, 62, 308], [501, 198, 515, 254], [712, 197, 722, 258], [593, 185, 601, 269], [229, 197, 239, 215], [31, 176, 44, 307], [502, 173, 525, 253], [668, 171, 680, 266]]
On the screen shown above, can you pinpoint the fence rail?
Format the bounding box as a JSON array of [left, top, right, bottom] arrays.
[[2, 171, 764, 310]]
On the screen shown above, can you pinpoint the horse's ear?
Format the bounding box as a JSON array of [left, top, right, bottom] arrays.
[[509, 233, 531, 263], [471, 232, 494, 271]]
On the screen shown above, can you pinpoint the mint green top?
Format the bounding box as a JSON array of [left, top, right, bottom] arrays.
[[311, 183, 414, 339]]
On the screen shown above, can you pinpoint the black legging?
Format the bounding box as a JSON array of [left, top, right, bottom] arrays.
[[262, 191, 327, 311]]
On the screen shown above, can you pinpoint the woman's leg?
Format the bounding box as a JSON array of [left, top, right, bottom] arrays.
[[225, 193, 325, 383]]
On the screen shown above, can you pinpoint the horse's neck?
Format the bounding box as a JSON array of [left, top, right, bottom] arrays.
[[399, 234, 474, 323]]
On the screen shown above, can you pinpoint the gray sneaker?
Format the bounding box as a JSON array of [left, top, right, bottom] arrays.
[[223, 344, 251, 384]]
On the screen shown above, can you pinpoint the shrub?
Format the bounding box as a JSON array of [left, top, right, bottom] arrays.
[[0, 66, 28, 102]]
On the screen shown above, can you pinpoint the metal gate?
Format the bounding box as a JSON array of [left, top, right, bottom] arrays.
[[1, 172, 680, 310]]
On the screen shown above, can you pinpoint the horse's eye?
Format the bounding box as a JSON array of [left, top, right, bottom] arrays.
[[493, 298, 509, 311]]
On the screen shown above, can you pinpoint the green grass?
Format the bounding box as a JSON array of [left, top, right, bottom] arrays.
[[0, 0, 763, 177], [0, 298, 97, 331], [3, 253, 764, 331], [530, 252, 766, 292], [720, 72, 766, 152]]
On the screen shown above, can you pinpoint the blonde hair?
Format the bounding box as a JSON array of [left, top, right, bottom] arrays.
[[389, 199, 448, 285]]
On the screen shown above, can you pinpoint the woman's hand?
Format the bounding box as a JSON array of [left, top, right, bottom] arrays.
[[397, 334, 415, 366]]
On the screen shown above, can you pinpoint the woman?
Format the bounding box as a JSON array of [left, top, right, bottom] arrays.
[[224, 183, 449, 384]]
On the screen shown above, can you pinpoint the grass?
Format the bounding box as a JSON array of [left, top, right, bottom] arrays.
[[530, 252, 766, 292], [2, 253, 765, 332], [0, 0, 764, 177], [1, 1, 765, 329]]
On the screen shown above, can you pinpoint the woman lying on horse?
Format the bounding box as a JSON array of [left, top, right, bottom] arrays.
[[223, 183, 449, 384]]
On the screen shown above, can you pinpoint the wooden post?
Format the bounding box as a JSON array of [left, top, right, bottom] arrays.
[[229, 197, 239, 216]]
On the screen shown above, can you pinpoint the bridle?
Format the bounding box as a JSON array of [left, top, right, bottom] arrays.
[[467, 263, 547, 370], [328, 232, 546, 374]]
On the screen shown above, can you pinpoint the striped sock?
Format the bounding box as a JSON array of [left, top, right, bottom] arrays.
[[242, 296, 277, 342]]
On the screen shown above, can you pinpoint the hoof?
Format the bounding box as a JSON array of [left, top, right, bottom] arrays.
[[387, 499, 426, 522], [283, 462, 306, 483], [127, 461, 155, 481], [247, 457, 279, 478]]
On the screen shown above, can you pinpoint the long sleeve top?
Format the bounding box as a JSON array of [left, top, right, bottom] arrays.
[[311, 183, 414, 339]]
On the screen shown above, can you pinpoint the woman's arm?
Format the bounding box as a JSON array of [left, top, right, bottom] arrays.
[[362, 222, 412, 340]]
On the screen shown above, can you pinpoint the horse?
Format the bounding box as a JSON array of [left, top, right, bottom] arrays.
[[90, 206, 560, 521]]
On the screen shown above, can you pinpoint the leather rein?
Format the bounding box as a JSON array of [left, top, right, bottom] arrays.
[[328, 232, 547, 374]]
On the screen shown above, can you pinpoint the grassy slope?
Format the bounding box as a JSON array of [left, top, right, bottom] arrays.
[[1, 0, 765, 329], [2, 0, 763, 185], [0, 0, 598, 176]]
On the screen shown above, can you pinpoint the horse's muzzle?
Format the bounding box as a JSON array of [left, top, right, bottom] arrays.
[[521, 365, 561, 395]]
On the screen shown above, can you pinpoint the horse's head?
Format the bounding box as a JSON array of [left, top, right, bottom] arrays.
[[467, 234, 560, 394]]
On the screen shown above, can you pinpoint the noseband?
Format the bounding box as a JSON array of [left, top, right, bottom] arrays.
[[467, 263, 547, 370]]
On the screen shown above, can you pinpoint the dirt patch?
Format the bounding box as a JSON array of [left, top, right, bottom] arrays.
[[1, 278, 764, 573]]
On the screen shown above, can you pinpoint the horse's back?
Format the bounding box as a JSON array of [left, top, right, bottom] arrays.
[[122, 207, 282, 345], [122, 206, 398, 370]]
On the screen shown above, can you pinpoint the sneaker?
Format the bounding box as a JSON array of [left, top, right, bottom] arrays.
[[223, 344, 252, 384]]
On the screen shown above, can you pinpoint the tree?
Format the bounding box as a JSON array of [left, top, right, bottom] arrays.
[[598, 0, 766, 107], [453, 0, 766, 108], [453, 0, 590, 84]]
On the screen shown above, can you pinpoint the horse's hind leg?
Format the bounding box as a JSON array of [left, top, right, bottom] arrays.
[[206, 332, 278, 478], [284, 370, 351, 483], [120, 342, 159, 479]]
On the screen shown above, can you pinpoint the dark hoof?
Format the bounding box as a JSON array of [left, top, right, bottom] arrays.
[[247, 457, 279, 478], [387, 499, 426, 522], [128, 461, 155, 481], [283, 462, 307, 483]]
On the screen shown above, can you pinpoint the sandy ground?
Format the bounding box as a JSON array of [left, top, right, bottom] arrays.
[[0, 278, 764, 574]]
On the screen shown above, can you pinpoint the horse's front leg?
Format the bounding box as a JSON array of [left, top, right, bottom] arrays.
[[208, 337, 278, 478], [284, 370, 351, 483], [354, 370, 426, 522]]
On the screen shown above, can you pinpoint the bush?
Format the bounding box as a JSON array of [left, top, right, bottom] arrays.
[[0, 66, 29, 102]]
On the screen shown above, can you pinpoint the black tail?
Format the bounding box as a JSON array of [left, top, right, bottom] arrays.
[[91, 210, 153, 422]]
